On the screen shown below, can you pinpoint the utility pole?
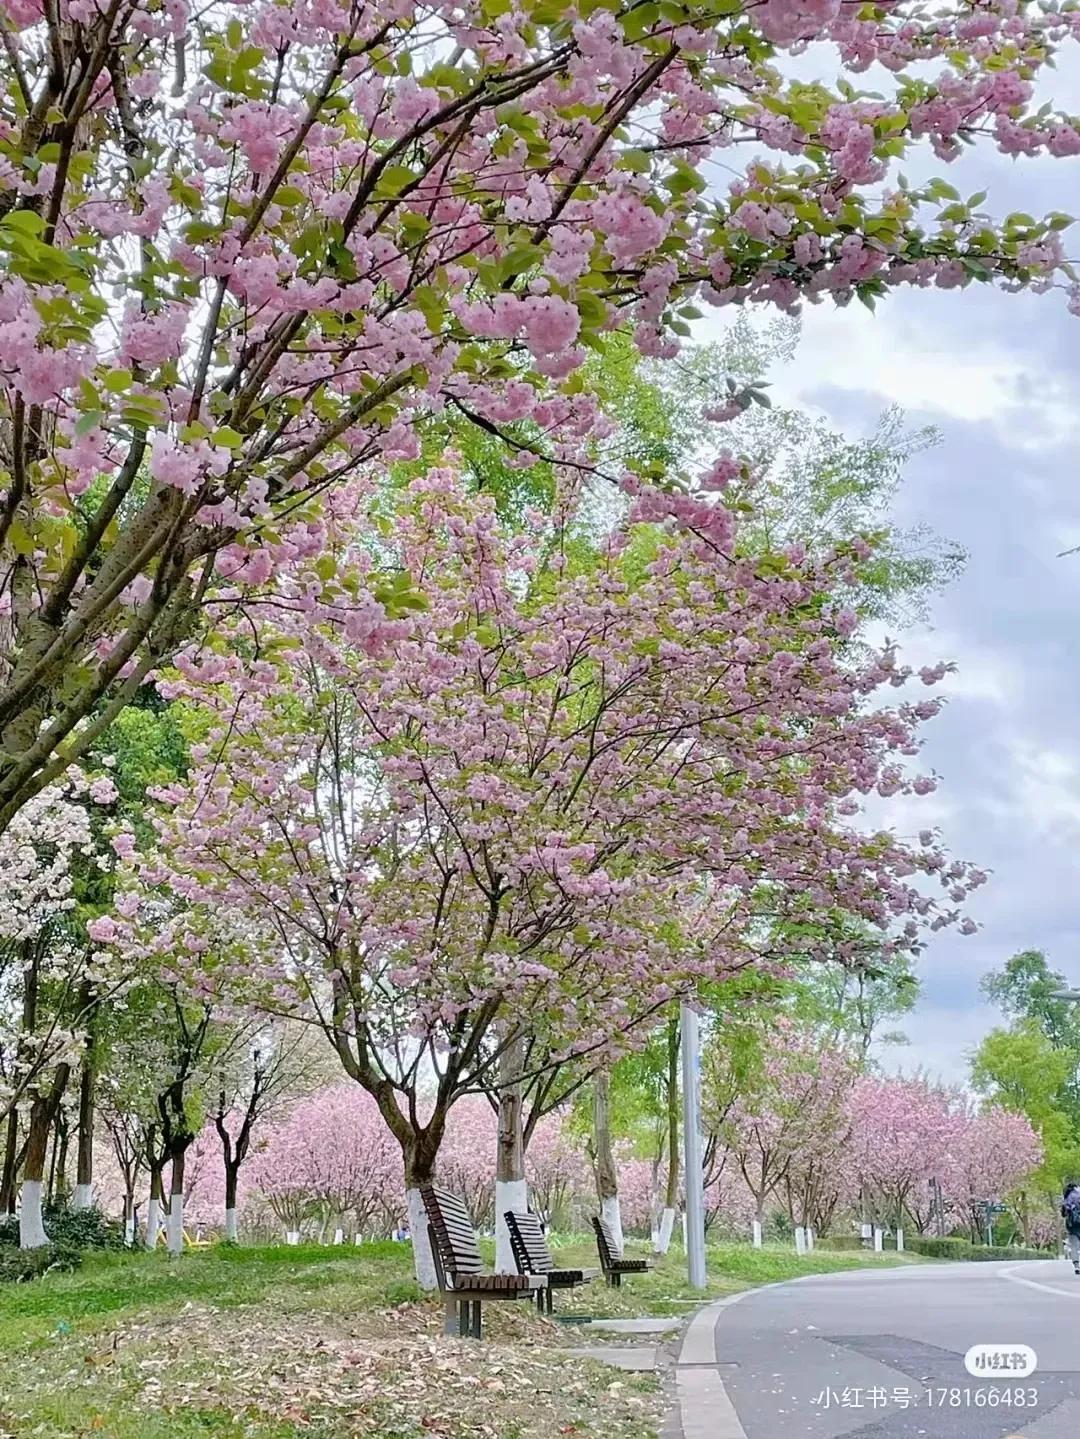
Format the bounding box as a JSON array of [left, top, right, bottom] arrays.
[[681, 1001, 707, 1290]]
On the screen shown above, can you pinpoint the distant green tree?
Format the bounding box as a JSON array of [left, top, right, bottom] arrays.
[[971, 1023, 1080, 1195]]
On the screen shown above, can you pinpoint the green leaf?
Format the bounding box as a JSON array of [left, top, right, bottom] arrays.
[[275, 185, 307, 207], [211, 426, 245, 449], [103, 369, 133, 394], [618, 148, 652, 173], [1, 209, 45, 236], [378, 164, 417, 196]]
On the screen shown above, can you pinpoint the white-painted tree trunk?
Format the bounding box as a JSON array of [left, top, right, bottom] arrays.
[[224, 1207, 238, 1242], [494, 1029, 527, 1275], [145, 1197, 162, 1250], [873, 1226, 883, 1252], [495, 1178, 528, 1274], [752, 1218, 763, 1249], [895, 1227, 904, 1252], [654, 1206, 677, 1255], [806, 1226, 815, 1252], [19, 1180, 48, 1250], [406, 1186, 438, 1290], [333, 1227, 344, 1245], [124, 1216, 135, 1246], [286, 1230, 299, 1245], [794, 1225, 806, 1256], [71, 1183, 93, 1212], [601, 1195, 625, 1257], [166, 1194, 184, 1255]]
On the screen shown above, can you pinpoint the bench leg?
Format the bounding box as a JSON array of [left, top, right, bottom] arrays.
[[470, 1302, 482, 1340], [545, 1286, 553, 1315], [443, 1297, 459, 1336]]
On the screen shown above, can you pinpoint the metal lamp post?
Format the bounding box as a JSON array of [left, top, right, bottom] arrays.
[[681, 1001, 707, 1290]]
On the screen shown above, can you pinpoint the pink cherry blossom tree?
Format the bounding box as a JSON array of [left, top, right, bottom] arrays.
[[246, 1085, 401, 1241], [953, 1101, 1043, 1242], [524, 1113, 591, 1231], [848, 1074, 966, 1235], [437, 1096, 498, 1231], [714, 1027, 858, 1241], [107, 471, 977, 1284], [616, 1154, 656, 1238], [0, 0, 1077, 840]]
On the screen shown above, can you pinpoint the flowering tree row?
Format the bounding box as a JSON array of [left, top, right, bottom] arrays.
[[709, 1032, 1046, 1244]]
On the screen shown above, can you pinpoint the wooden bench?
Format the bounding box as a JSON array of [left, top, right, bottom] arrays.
[[421, 1184, 544, 1338], [591, 1215, 652, 1287], [504, 1210, 598, 1313]]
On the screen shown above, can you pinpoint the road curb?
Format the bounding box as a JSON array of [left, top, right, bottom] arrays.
[[674, 1291, 754, 1439]]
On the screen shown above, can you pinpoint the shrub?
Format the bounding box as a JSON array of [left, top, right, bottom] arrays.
[[813, 1235, 866, 1252], [42, 1204, 124, 1251], [906, 1235, 1044, 1262], [0, 1203, 123, 1253], [905, 1236, 972, 1259], [0, 1244, 81, 1283]]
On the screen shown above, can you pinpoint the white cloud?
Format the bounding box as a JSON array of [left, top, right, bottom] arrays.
[[875, 999, 999, 1087], [700, 300, 1080, 453], [996, 738, 1080, 844]]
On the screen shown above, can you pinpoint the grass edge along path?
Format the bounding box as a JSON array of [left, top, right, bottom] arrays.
[[0, 1239, 922, 1439]]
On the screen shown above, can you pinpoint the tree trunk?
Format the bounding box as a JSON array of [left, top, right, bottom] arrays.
[[48, 1108, 70, 1205], [494, 1031, 527, 1274], [72, 1051, 95, 1210], [0, 1110, 19, 1213], [224, 1162, 239, 1242], [123, 1188, 135, 1246], [404, 1137, 440, 1291], [20, 1065, 70, 1249], [656, 1021, 680, 1255], [145, 1164, 165, 1249], [593, 1071, 624, 1256], [166, 1148, 186, 1255], [19, 1095, 52, 1249]]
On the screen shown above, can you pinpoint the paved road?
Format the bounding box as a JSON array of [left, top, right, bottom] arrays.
[[703, 1260, 1080, 1438]]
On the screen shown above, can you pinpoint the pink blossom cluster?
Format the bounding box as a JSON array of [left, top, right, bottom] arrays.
[[0, 0, 1078, 835]]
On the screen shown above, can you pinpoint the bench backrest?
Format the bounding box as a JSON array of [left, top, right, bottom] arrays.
[[504, 1210, 554, 1275], [591, 1214, 619, 1270], [421, 1185, 484, 1278]]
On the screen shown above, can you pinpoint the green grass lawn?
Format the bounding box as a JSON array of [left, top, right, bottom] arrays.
[[0, 1237, 921, 1439]]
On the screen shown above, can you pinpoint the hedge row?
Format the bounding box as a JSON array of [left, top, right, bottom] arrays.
[[815, 1233, 1048, 1260], [904, 1235, 1046, 1262]]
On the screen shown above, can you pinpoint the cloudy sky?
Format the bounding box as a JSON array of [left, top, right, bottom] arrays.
[[700, 129, 1080, 1084]]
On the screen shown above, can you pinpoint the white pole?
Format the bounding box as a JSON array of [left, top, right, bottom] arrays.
[[681, 1001, 707, 1290]]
